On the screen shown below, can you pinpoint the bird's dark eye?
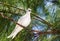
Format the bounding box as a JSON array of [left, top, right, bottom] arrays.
[[29, 10, 31, 11]]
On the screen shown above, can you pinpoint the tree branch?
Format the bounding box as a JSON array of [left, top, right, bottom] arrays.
[[38, 29, 60, 34], [0, 2, 59, 35], [0, 2, 53, 27], [0, 13, 60, 35]]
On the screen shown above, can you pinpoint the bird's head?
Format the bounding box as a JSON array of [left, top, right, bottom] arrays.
[[26, 8, 31, 13]]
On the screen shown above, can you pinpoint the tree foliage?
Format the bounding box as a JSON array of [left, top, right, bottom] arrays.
[[0, 0, 60, 41]]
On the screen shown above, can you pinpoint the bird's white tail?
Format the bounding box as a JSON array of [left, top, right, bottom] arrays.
[[7, 25, 23, 39]]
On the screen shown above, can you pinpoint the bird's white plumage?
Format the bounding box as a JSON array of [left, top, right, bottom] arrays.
[[7, 8, 31, 39]]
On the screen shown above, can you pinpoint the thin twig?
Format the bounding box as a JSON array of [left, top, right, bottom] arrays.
[[33, 14, 53, 27], [0, 2, 25, 12]]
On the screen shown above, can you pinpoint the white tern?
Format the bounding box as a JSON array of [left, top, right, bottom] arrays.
[[7, 8, 31, 39]]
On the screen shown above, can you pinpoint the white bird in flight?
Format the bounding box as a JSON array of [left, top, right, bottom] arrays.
[[7, 8, 31, 39]]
